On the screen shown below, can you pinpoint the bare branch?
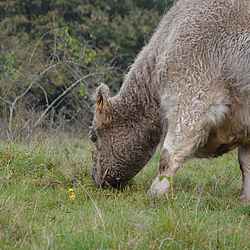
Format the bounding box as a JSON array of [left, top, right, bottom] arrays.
[[0, 96, 11, 105], [8, 63, 61, 132], [34, 71, 101, 127], [36, 82, 49, 107]]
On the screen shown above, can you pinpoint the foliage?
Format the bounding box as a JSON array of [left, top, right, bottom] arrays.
[[0, 27, 115, 141], [0, 0, 174, 140], [0, 0, 173, 68], [0, 135, 250, 249]]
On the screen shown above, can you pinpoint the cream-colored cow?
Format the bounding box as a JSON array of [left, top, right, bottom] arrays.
[[90, 0, 250, 205]]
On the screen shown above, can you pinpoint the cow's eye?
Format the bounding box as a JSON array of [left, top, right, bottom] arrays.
[[90, 134, 98, 143]]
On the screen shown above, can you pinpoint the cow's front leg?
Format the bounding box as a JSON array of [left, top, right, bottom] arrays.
[[148, 132, 202, 197], [148, 105, 211, 196], [238, 143, 250, 206]]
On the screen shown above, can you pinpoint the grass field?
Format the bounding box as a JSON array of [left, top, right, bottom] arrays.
[[0, 133, 250, 249]]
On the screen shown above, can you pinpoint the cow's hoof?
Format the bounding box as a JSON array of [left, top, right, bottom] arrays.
[[147, 176, 170, 196], [239, 195, 250, 206]]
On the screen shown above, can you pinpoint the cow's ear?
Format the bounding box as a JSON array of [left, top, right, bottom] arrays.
[[93, 83, 113, 125]]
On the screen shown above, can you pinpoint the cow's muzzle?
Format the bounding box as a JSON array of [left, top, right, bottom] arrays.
[[91, 164, 123, 188]]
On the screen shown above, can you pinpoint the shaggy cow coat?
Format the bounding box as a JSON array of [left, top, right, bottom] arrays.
[[90, 0, 250, 205]]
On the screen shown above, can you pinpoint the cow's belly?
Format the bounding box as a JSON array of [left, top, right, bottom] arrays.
[[195, 129, 250, 158]]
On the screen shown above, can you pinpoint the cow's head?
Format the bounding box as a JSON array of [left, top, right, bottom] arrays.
[[90, 83, 162, 188]]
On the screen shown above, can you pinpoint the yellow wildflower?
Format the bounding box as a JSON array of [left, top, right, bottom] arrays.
[[68, 188, 75, 201], [69, 192, 75, 200]]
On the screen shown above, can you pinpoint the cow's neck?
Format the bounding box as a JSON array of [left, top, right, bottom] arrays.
[[117, 49, 161, 124]]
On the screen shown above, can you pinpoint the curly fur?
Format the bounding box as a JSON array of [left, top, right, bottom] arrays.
[[91, 0, 250, 205]]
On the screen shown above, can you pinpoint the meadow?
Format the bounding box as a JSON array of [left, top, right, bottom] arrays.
[[0, 133, 250, 249]]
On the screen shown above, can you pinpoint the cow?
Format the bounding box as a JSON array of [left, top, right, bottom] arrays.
[[90, 0, 250, 205]]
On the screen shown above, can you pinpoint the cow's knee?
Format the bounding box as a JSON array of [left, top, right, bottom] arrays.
[[238, 144, 250, 205]]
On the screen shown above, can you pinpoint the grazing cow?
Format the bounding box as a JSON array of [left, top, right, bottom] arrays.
[[90, 0, 250, 205]]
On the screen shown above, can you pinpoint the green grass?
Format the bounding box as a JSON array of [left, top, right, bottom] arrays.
[[0, 134, 250, 249]]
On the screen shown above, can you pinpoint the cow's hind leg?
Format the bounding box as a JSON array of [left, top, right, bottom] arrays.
[[238, 143, 250, 205]]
